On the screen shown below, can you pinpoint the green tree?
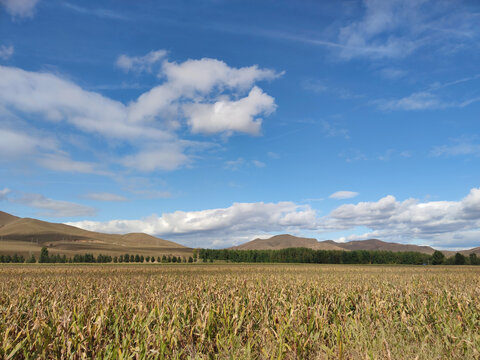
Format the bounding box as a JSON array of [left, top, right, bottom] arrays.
[[432, 250, 445, 265], [39, 247, 49, 263], [455, 252, 466, 265], [27, 254, 36, 263], [469, 253, 479, 265]]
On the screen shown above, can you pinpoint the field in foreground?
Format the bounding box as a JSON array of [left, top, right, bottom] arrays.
[[1, 265, 479, 359]]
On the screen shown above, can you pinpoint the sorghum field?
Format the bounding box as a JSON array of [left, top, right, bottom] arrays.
[[1, 264, 479, 359]]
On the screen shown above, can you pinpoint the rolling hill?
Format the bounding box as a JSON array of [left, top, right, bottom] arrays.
[[232, 234, 479, 256], [0, 211, 191, 257], [231, 234, 345, 251]]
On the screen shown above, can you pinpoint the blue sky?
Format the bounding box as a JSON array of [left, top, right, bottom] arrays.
[[1, 0, 480, 249]]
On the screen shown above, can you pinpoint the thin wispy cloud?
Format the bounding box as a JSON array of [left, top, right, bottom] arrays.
[[0, 45, 14, 60], [329, 191, 359, 200], [84, 193, 127, 202], [63, 3, 129, 20], [15, 193, 96, 218], [0, 0, 39, 18], [431, 138, 480, 157]]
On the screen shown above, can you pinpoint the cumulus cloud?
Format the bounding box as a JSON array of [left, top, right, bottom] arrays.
[[0, 45, 13, 60], [116, 50, 167, 73], [0, 53, 281, 174], [0, 0, 39, 18], [84, 193, 127, 202], [322, 188, 480, 247], [184, 87, 275, 135], [16, 193, 96, 217], [329, 191, 359, 200], [68, 188, 480, 248], [0, 188, 11, 201], [68, 201, 317, 248], [127, 57, 281, 127]]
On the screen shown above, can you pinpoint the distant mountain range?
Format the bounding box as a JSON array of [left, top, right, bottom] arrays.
[[0, 211, 191, 257], [2, 211, 479, 258], [231, 234, 480, 256]]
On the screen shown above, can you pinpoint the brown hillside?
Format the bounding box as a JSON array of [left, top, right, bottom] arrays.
[[0, 211, 20, 227], [0, 212, 190, 257], [231, 234, 471, 256], [460, 247, 480, 256], [335, 239, 436, 255], [231, 234, 345, 251]]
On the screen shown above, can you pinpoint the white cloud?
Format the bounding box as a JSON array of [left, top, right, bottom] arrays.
[[224, 158, 245, 171], [379, 92, 446, 111], [0, 127, 57, 158], [85, 193, 127, 202], [431, 139, 480, 157], [0, 54, 281, 174], [121, 146, 189, 172], [0, 188, 11, 201], [68, 201, 317, 248], [333, 0, 480, 61], [127, 57, 281, 129], [320, 120, 350, 139], [63, 3, 128, 20], [0, 45, 13, 60], [224, 158, 266, 171], [252, 160, 265, 168], [329, 191, 359, 200], [67, 188, 480, 248], [322, 188, 480, 247], [0, 0, 39, 18], [267, 151, 280, 159], [184, 86, 275, 135], [116, 50, 167, 73], [17, 193, 96, 218], [38, 153, 109, 175], [379, 68, 407, 80], [162, 58, 281, 94], [337, 0, 422, 59]]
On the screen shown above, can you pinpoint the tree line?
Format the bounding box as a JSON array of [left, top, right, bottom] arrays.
[[0, 247, 196, 264], [1, 247, 478, 265], [198, 248, 480, 265]]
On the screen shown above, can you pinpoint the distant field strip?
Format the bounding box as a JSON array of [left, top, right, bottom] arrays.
[[1, 265, 479, 359]]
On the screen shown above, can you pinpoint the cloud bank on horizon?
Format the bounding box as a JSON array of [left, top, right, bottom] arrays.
[[1, 0, 480, 249], [66, 187, 480, 249]]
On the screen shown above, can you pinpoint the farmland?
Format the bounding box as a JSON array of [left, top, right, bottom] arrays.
[[1, 264, 479, 359]]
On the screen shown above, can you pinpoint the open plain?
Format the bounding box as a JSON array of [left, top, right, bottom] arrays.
[[1, 264, 479, 359]]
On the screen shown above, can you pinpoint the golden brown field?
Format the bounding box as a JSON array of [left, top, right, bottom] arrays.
[[1, 264, 479, 359]]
